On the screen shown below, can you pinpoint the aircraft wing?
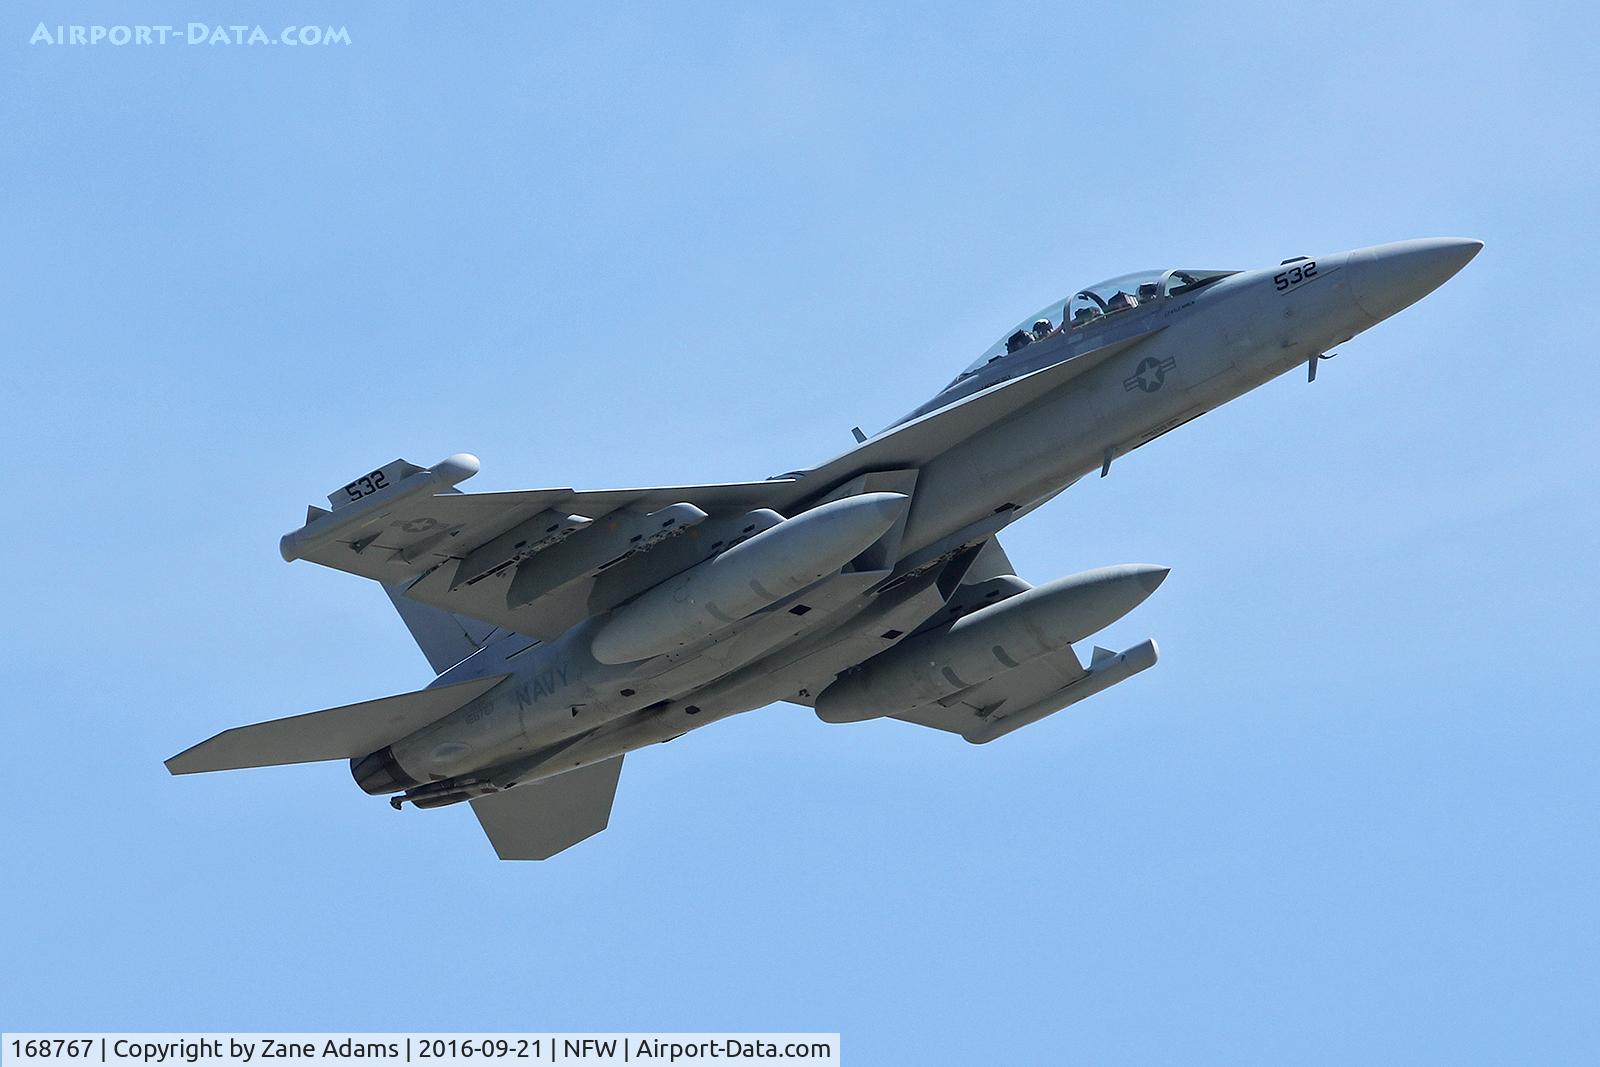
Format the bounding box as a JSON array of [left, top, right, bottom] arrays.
[[469, 757, 624, 860], [278, 455, 802, 639]]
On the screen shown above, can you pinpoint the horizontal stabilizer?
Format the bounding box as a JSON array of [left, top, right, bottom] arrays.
[[470, 757, 624, 860], [165, 674, 508, 775]]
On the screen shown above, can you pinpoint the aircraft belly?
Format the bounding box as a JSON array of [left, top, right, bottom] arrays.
[[507, 569, 955, 781], [382, 566, 899, 786]]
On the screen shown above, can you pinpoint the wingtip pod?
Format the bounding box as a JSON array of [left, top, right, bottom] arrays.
[[433, 452, 481, 482], [278, 453, 481, 563]]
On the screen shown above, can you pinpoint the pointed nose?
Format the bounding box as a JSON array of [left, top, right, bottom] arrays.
[[1130, 564, 1171, 594], [861, 491, 911, 525], [1349, 237, 1482, 323]]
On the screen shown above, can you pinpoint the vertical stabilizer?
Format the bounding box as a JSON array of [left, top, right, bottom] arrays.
[[470, 757, 625, 860]]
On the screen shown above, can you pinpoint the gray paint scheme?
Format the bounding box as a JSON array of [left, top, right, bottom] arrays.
[[382, 581, 497, 674], [470, 757, 624, 861], [170, 237, 1482, 859], [165, 674, 509, 775]]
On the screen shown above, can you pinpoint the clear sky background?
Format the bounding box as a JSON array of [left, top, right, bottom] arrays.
[[4, 3, 1597, 1063]]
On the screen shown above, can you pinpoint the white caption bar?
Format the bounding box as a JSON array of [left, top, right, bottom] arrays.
[[2, 1036, 840, 1067]]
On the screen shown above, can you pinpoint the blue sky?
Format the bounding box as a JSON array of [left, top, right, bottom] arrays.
[[4, 3, 1597, 1062]]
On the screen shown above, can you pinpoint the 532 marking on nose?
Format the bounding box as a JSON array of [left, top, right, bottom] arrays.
[[1274, 260, 1318, 291]]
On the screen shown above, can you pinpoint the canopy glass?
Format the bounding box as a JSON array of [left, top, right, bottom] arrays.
[[954, 268, 1237, 382]]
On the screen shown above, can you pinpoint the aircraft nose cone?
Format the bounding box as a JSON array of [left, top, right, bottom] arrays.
[[1349, 237, 1482, 323]]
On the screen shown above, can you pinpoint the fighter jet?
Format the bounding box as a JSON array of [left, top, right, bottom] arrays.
[[168, 237, 1481, 859]]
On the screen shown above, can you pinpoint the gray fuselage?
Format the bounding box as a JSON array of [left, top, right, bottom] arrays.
[[363, 239, 1476, 800]]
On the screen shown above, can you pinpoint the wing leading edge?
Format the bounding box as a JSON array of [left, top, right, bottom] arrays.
[[280, 458, 805, 639]]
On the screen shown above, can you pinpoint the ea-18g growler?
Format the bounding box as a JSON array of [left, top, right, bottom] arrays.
[[168, 237, 1481, 859]]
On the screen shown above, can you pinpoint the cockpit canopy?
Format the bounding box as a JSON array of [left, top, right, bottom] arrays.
[[954, 267, 1236, 383]]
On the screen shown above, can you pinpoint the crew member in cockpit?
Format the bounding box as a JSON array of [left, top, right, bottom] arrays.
[[1031, 318, 1053, 341]]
